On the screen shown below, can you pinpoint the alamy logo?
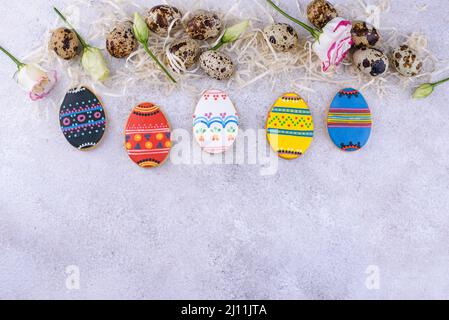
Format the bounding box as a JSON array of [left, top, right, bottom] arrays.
[[65, 265, 80, 290], [365, 265, 380, 290], [170, 128, 279, 176]]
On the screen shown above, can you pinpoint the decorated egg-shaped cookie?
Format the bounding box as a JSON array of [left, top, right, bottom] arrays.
[[193, 89, 239, 154], [266, 93, 314, 159], [59, 86, 106, 150], [327, 88, 372, 151], [125, 103, 172, 168]]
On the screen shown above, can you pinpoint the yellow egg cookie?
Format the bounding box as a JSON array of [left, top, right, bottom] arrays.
[[266, 93, 314, 160]]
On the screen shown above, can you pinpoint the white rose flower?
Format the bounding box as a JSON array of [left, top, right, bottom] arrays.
[[17, 64, 58, 101], [1, 46, 57, 101]]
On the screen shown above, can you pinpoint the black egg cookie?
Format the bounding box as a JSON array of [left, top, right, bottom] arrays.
[[59, 86, 106, 150]]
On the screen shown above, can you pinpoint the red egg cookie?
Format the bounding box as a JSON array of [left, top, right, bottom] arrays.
[[125, 103, 172, 168]]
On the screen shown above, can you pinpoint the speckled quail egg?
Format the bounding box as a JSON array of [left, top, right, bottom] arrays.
[[351, 21, 381, 48], [263, 23, 299, 52], [353, 47, 389, 77], [167, 39, 200, 72], [106, 22, 138, 59], [392, 45, 423, 77], [186, 11, 222, 40], [49, 28, 81, 60], [307, 0, 338, 29], [145, 5, 182, 36], [200, 50, 234, 80]]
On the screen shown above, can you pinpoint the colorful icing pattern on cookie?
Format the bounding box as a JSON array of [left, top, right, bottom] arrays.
[[266, 93, 314, 160], [59, 86, 106, 150], [193, 89, 239, 154], [125, 103, 172, 168], [327, 88, 372, 151]]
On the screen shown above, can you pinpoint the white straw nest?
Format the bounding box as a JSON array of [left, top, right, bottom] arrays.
[[24, 0, 449, 99]]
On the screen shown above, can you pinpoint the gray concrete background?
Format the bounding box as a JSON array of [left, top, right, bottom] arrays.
[[1, 0, 449, 299]]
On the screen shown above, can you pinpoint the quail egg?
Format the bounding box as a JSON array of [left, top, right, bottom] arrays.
[[353, 47, 389, 77], [167, 39, 200, 72], [200, 50, 234, 80], [49, 27, 81, 60], [186, 11, 222, 40], [351, 21, 381, 48], [307, 0, 338, 29], [145, 5, 182, 36], [106, 22, 138, 59], [263, 23, 299, 52], [392, 45, 423, 77]]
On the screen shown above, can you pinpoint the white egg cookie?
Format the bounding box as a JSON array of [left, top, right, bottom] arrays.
[[193, 89, 239, 154]]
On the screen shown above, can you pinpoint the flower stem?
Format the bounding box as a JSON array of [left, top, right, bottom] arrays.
[[432, 76, 449, 87], [211, 41, 224, 51], [53, 7, 89, 49], [143, 44, 177, 84], [266, 0, 321, 39], [0, 46, 25, 69]]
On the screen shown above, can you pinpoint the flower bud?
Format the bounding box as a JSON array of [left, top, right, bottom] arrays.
[[221, 20, 249, 44], [412, 83, 434, 99], [81, 47, 110, 82], [133, 12, 149, 45]]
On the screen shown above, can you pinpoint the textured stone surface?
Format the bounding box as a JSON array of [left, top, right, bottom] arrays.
[[1, 0, 449, 299]]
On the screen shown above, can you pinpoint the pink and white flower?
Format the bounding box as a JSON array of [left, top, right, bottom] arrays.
[[17, 64, 57, 101], [312, 18, 353, 72], [1, 45, 57, 101]]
